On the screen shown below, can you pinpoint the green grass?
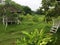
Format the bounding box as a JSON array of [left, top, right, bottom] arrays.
[[0, 15, 53, 45], [0, 24, 51, 45]]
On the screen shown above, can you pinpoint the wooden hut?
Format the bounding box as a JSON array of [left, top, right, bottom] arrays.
[[0, 0, 22, 27], [1, 5, 21, 26]]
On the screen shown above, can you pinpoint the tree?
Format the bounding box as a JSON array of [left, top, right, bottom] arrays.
[[55, 1, 60, 16], [22, 6, 32, 15], [41, 0, 60, 22], [42, 0, 56, 12], [36, 7, 45, 15], [41, 0, 60, 16]]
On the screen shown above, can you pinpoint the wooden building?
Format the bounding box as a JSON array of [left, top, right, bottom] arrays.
[[2, 6, 21, 26], [0, 0, 21, 26]]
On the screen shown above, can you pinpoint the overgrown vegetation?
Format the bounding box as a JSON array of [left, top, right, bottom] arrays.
[[0, 0, 60, 45]]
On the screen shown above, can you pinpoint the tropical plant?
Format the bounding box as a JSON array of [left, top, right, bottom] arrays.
[[16, 28, 54, 45]]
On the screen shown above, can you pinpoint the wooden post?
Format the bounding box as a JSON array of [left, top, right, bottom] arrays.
[[11, 21, 12, 24], [16, 17, 20, 24], [6, 17, 8, 27], [4, 17, 8, 30], [52, 19, 54, 26], [17, 19, 20, 24], [6, 21, 7, 27], [3, 16, 5, 25]]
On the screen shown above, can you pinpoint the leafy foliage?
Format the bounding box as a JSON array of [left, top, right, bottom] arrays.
[[16, 29, 54, 45], [0, 0, 60, 45]]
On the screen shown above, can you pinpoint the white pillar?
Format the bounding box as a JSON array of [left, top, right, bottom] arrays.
[[52, 19, 54, 26], [5, 17, 8, 27], [17, 20, 20, 24], [3, 16, 5, 25]]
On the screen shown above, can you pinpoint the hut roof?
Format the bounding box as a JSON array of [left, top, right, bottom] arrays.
[[4, 5, 21, 13]]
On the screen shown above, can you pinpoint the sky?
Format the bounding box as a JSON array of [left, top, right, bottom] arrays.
[[12, 0, 42, 11]]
